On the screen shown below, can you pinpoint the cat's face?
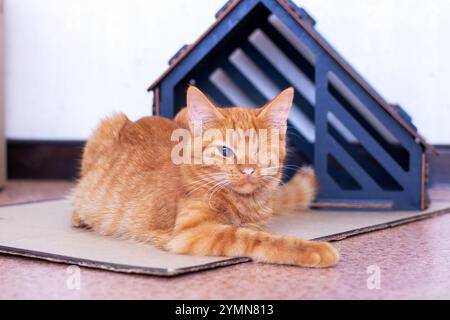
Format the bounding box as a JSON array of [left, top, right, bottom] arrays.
[[184, 86, 293, 195]]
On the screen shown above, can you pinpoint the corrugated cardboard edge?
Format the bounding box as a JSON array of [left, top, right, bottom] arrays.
[[316, 206, 450, 242], [0, 198, 251, 277], [0, 198, 449, 276], [0, 197, 65, 208], [0, 245, 250, 277]]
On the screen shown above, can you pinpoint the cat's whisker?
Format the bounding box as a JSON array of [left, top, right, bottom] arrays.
[[262, 176, 282, 186], [260, 169, 278, 175], [260, 166, 280, 176], [210, 180, 229, 196], [180, 179, 215, 192], [180, 173, 228, 188], [181, 177, 214, 187], [260, 164, 308, 177], [185, 179, 219, 196], [184, 172, 229, 180], [208, 181, 230, 209], [205, 181, 225, 205], [286, 131, 310, 144], [187, 180, 216, 195], [282, 165, 304, 171]]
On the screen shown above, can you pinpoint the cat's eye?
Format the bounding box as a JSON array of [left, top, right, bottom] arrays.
[[218, 146, 234, 158]]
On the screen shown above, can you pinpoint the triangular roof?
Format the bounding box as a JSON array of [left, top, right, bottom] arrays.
[[148, 0, 435, 154]]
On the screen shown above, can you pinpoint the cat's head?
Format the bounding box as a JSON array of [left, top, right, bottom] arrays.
[[180, 86, 293, 195]]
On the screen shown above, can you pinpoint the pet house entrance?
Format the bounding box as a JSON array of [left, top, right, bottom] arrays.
[[174, 4, 316, 172], [150, 0, 430, 210]]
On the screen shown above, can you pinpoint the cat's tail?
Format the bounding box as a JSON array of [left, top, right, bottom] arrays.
[[80, 113, 130, 177], [271, 166, 318, 215]]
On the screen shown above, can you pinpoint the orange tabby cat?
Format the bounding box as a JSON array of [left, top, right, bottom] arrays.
[[71, 86, 339, 268]]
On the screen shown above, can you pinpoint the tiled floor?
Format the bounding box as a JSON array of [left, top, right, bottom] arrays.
[[1, 180, 449, 299]]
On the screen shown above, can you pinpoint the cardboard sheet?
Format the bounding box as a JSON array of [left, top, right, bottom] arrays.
[[0, 199, 449, 276]]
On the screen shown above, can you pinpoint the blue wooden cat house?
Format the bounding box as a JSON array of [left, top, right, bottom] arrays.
[[148, 0, 435, 211]]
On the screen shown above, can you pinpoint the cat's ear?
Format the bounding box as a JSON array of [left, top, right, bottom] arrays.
[[257, 87, 294, 134], [187, 86, 223, 131]]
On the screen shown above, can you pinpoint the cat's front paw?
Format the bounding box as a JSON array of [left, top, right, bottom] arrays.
[[296, 241, 339, 268]]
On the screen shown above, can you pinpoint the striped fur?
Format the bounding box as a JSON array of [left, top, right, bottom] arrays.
[[71, 87, 339, 268]]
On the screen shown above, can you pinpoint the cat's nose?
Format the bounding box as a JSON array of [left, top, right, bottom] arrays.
[[241, 168, 255, 177]]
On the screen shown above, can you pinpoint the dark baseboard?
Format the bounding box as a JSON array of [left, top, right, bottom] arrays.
[[7, 140, 85, 180], [5, 140, 450, 187]]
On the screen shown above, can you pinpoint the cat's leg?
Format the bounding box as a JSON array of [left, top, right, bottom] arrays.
[[240, 222, 268, 232], [166, 209, 338, 268], [71, 211, 86, 228], [271, 166, 318, 215]]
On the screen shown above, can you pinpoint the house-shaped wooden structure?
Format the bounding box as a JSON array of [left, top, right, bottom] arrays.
[[148, 0, 435, 211]]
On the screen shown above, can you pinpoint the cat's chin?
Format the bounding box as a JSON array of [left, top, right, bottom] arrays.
[[231, 182, 266, 196]]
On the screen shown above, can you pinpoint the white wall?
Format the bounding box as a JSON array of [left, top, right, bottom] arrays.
[[4, 0, 450, 144]]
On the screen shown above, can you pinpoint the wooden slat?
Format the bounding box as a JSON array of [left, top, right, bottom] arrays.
[[148, 0, 434, 153], [327, 125, 404, 192], [275, 0, 435, 154], [311, 201, 393, 209], [221, 61, 267, 106], [327, 134, 382, 192], [327, 94, 409, 185], [196, 77, 234, 107], [258, 19, 315, 81], [328, 81, 409, 171], [286, 123, 314, 162], [240, 41, 315, 121]]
